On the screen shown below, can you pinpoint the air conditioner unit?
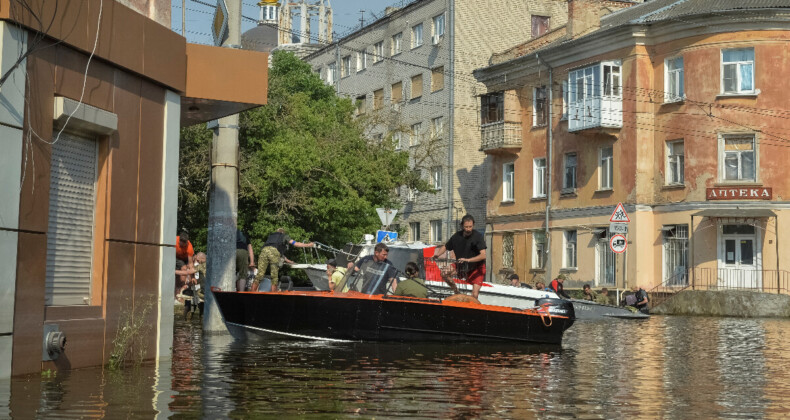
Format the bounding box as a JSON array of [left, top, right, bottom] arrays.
[[432, 34, 442, 45]]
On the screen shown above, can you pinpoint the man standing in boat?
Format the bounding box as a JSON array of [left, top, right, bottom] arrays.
[[254, 228, 315, 292], [433, 214, 487, 299]]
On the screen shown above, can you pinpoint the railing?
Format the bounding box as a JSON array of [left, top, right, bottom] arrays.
[[480, 121, 522, 152], [649, 268, 790, 309]]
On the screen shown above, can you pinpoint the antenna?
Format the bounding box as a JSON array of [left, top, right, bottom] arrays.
[[359, 9, 365, 28]]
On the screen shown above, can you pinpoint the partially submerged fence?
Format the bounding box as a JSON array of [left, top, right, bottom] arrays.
[[649, 268, 790, 308]]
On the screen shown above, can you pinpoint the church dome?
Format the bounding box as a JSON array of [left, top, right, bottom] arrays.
[[241, 23, 279, 52]]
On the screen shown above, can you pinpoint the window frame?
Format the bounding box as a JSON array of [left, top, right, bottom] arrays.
[[431, 116, 444, 138], [561, 80, 568, 121], [432, 14, 445, 42], [431, 66, 444, 92], [662, 224, 689, 286], [664, 56, 685, 103], [430, 219, 443, 243], [410, 222, 421, 241], [411, 73, 423, 99], [326, 63, 336, 84], [533, 157, 547, 198], [666, 139, 685, 185], [564, 230, 577, 269], [533, 86, 548, 127], [391, 32, 403, 56], [410, 122, 422, 147], [531, 15, 550, 38], [341, 56, 351, 78], [599, 146, 613, 190], [412, 23, 423, 49], [481, 92, 504, 125], [533, 231, 546, 270], [502, 162, 515, 202], [357, 50, 367, 72], [431, 166, 442, 190], [563, 152, 577, 192], [355, 94, 367, 115], [373, 41, 384, 63], [721, 47, 755, 95], [718, 133, 757, 182]]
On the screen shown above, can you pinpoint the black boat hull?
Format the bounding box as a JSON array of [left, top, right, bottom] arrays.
[[213, 291, 574, 345]]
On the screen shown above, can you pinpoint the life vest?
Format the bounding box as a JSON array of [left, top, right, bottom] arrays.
[[264, 231, 288, 255]]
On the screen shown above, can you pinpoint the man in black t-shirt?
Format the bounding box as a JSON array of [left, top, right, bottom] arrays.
[[433, 214, 487, 299], [354, 243, 398, 295]]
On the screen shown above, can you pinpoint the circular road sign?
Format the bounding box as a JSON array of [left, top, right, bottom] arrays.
[[609, 234, 627, 254]]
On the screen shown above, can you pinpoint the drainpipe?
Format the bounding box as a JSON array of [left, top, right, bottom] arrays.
[[447, 0, 455, 239], [536, 53, 553, 281]]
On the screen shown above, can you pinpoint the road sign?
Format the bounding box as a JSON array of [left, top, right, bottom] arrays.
[[376, 230, 398, 242], [212, 0, 229, 46], [609, 234, 627, 254], [609, 202, 630, 223], [376, 208, 398, 227], [609, 222, 628, 234]]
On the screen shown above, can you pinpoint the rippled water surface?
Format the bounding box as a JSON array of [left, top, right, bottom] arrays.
[[3, 315, 790, 418]]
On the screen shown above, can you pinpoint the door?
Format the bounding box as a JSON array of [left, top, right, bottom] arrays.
[[719, 225, 760, 289], [595, 233, 616, 286]]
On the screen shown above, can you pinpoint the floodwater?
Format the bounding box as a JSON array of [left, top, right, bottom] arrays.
[[3, 314, 790, 419]]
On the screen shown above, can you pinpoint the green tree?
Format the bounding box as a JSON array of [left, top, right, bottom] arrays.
[[178, 50, 425, 257]]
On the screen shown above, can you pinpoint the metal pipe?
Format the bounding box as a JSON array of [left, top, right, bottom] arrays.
[[447, 0, 456, 256], [536, 53, 553, 280]]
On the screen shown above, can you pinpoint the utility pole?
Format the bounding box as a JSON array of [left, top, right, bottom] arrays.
[[204, 0, 242, 334]]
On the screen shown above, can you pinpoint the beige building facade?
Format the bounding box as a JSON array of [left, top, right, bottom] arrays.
[[474, 0, 790, 294], [306, 0, 567, 243]]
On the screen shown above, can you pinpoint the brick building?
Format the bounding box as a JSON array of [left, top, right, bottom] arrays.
[[0, 0, 266, 377], [474, 0, 790, 292], [305, 0, 567, 244]]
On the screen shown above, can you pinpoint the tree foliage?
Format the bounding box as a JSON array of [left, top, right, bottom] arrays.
[[178, 51, 424, 255]]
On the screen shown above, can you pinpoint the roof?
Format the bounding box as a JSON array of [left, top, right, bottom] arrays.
[[600, 0, 790, 30], [241, 24, 279, 53]]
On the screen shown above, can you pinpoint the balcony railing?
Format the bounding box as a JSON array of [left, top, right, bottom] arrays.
[[480, 121, 522, 152]]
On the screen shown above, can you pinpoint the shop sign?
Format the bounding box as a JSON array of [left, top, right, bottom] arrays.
[[706, 187, 772, 200]]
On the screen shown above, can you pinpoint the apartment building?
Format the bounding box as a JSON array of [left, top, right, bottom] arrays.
[[0, 0, 266, 377], [474, 0, 790, 292], [306, 0, 567, 243]]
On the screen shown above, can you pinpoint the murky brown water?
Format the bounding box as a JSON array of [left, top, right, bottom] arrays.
[[3, 314, 790, 418]]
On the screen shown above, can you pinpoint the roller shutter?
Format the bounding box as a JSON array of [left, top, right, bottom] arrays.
[[45, 133, 98, 305]]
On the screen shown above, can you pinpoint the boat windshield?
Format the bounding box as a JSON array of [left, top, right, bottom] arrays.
[[334, 258, 398, 296]]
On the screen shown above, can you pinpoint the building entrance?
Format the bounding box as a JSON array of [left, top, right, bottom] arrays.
[[718, 224, 761, 289]]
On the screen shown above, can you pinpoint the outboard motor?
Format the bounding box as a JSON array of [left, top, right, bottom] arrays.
[[536, 298, 576, 328]]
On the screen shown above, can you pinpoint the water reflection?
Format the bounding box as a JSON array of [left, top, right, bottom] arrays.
[[2, 315, 790, 418]]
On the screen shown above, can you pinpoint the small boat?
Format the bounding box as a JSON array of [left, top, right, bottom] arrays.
[[212, 259, 575, 344]]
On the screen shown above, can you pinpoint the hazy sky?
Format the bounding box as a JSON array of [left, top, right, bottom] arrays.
[[173, 0, 407, 45]]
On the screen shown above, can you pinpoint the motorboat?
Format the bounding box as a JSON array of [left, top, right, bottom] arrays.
[[212, 258, 575, 344]]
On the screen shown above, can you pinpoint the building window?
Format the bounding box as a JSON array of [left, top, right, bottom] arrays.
[[431, 166, 442, 190], [603, 63, 621, 97], [431, 116, 444, 138], [503, 162, 514, 202], [431, 66, 444, 92], [531, 15, 549, 38], [533, 86, 547, 127], [357, 51, 367, 71], [533, 231, 546, 270], [341, 56, 351, 78], [410, 222, 421, 241], [410, 122, 422, 146], [326, 63, 336, 84], [666, 140, 684, 185], [412, 23, 423, 48], [599, 146, 613, 190], [430, 220, 443, 243], [568, 61, 622, 131], [392, 32, 402, 55], [564, 230, 577, 269], [355, 95, 366, 115], [481, 92, 504, 124], [432, 14, 445, 43], [373, 41, 383, 63], [533, 157, 546, 198], [373, 89, 384, 110], [563, 152, 577, 192], [663, 225, 689, 285], [665, 56, 684, 102], [503, 233, 514, 269], [722, 48, 754, 94], [720, 134, 756, 182], [411, 74, 423, 99], [391, 82, 403, 104], [46, 133, 99, 305], [393, 132, 403, 150], [561, 80, 568, 120]]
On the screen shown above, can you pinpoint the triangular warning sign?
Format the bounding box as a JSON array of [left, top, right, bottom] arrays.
[[609, 202, 630, 222]]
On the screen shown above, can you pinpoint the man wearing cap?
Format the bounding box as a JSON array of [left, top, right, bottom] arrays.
[[326, 259, 347, 292], [549, 274, 571, 299]]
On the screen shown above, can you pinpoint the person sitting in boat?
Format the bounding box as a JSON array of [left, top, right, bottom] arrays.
[[632, 285, 649, 314], [595, 287, 613, 305], [393, 262, 427, 298], [582, 284, 597, 301], [254, 228, 315, 292], [326, 259, 346, 292], [549, 274, 571, 299], [535, 281, 546, 291], [508, 273, 531, 288], [353, 242, 399, 295], [432, 214, 487, 299]]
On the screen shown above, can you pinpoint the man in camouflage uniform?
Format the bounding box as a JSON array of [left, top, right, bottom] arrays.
[[253, 228, 314, 291]]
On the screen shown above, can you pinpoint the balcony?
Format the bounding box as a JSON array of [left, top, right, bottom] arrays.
[[480, 121, 522, 153]]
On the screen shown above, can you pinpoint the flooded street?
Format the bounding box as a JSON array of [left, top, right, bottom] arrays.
[[3, 314, 790, 418]]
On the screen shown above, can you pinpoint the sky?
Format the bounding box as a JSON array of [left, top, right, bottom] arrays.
[[172, 0, 409, 46]]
